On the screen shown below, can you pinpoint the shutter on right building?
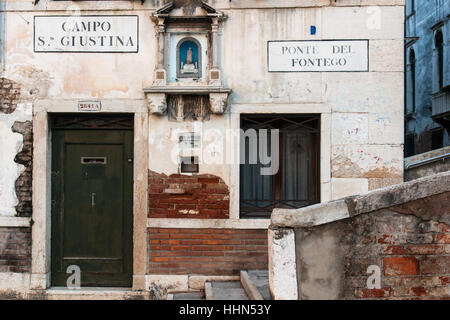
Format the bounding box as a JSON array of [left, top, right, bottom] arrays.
[[443, 23, 450, 88], [432, 46, 440, 94]]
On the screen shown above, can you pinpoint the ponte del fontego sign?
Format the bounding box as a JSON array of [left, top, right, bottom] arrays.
[[34, 15, 139, 53], [268, 40, 369, 72]]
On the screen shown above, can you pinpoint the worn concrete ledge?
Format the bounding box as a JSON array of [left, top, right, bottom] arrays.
[[146, 274, 240, 299], [144, 86, 232, 94], [404, 146, 450, 181], [272, 171, 450, 228], [28, 287, 150, 300], [405, 146, 450, 167], [0, 272, 30, 293], [240, 271, 264, 300], [0, 217, 31, 227], [272, 200, 350, 228], [148, 218, 270, 229]]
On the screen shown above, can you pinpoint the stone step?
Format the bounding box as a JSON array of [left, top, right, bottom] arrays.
[[168, 291, 205, 300], [28, 287, 150, 300], [246, 270, 270, 300], [205, 281, 249, 300]]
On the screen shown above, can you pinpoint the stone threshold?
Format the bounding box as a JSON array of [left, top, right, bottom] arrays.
[[27, 287, 150, 300]]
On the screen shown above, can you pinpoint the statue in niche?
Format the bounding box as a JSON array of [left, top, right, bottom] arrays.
[[179, 39, 199, 76]]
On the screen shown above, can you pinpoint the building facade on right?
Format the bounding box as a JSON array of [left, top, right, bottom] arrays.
[[405, 0, 450, 157]]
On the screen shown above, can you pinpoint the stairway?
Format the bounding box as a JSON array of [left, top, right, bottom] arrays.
[[168, 270, 270, 300], [205, 281, 249, 300], [245, 270, 270, 300], [168, 291, 205, 300], [205, 270, 269, 300]]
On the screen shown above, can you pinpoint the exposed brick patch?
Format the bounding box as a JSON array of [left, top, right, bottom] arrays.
[[354, 288, 391, 299], [12, 121, 33, 217], [0, 227, 31, 273], [384, 257, 419, 276], [420, 256, 450, 275], [149, 170, 229, 219], [407, 245, 444, 255], [434, 234, 450, 244], [148, 228, 268, 275], [0, 78, 21, 114], [332, 196, 450, 300], [392, 287, 428, 297]]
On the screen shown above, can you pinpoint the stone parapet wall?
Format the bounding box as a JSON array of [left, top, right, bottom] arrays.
[[269, 171, 450, 300]]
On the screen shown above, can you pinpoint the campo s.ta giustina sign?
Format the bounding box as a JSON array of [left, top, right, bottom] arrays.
[[268, 40, 369, 72], [34, 15, 139, 53]]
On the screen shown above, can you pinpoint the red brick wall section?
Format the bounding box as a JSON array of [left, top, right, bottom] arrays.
[[149, 170, 229, 219], [0, 78, 21, 114], [0, 227, 31, 273], [148, 228, 268, 275], [342, 207, 450, 300]]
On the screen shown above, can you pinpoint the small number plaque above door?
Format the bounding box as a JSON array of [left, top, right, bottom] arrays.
[[78, 101, 102, 112], [81, 157, 107, 165]]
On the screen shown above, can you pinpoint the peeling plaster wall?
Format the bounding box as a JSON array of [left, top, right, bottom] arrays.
[[221, 5, 405, 199], [1, 1, 404, 206], [0, 102, 32, 216], [3, 10, 155, 100], [148, 114, 231, 183]]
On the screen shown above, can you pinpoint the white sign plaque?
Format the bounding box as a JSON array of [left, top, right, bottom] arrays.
[[78, 101, 101, 112], [268, 40, 369, 72], [179, 133, 201, 150], [34, 15, 138, 53]]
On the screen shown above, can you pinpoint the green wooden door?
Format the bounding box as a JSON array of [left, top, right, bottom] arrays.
[[51, 130, 133, 287]]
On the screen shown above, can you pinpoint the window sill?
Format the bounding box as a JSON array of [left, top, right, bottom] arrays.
[[147, 218, 271, 229]]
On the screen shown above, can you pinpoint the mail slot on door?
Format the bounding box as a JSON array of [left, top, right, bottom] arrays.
[[81, 157, 107, 165], [81, 157, 107, 179]]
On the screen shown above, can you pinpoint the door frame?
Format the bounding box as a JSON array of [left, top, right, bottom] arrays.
[[30, 100, 149, 290]]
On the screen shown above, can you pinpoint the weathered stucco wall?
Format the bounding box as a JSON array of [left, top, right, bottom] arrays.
[[0, 99, 32, 217], [146, 2, 405, 204], [0, 1, 405, 212]]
